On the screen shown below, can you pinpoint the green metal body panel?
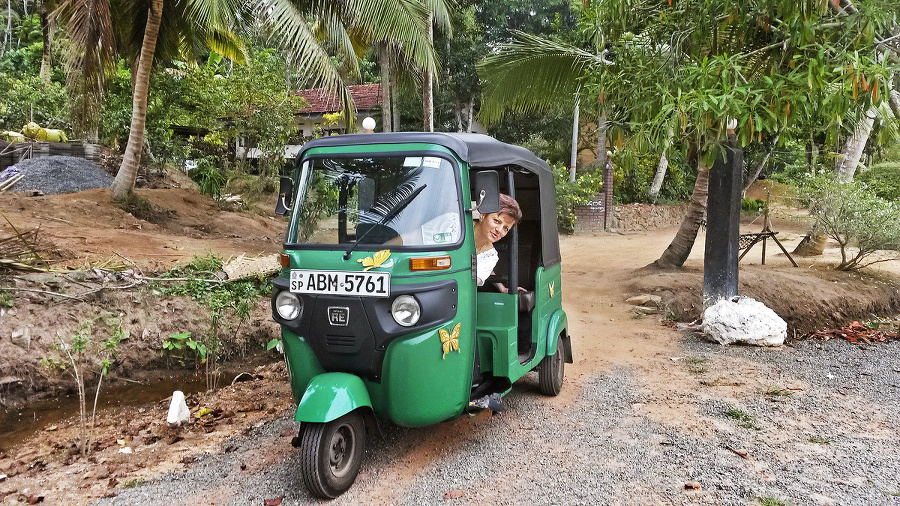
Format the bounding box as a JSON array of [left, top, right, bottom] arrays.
[[276, 138, 569, 428], [294, 372, 372, 423], [278, 141, 478, 427]]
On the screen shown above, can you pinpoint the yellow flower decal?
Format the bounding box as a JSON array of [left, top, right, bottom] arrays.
[[549, 282, 555, 298], [358, 249, 392, 271], [440, 323, 461, 359]]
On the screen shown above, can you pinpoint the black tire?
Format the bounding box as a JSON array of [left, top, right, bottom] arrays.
[[299, 411, 366, 498], [538, 336, 566, 396]]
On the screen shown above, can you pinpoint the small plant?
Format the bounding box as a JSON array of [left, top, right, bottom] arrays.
[[756, 498, 790, 506], [121, 478, 144, 488], [764, 385, 793, 397], [0, 291, 13, 308], [685, 356, 709, 374], [45, 315, 123, 456], [266, 337, 283, 353], [190, 156, 227, 200], [808, 435, 830, 444], [162, 331, 207, 367], [154, 254, 273, 391], [725, 407, 761, 430]]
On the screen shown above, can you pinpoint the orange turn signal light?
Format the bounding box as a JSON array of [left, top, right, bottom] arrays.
[[409, 255, 451, 271], [279, 253, 291, 268]]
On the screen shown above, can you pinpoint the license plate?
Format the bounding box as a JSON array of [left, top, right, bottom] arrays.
[[289, 269, 390, 297]]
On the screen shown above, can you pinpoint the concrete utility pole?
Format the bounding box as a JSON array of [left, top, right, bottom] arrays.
[[703, 121, 743, 308]]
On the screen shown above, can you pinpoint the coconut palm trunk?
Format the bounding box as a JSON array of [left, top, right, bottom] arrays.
[[379, 44, 392, 132], [422, 13, 434, 132], [834, 107, 877, 182], [111, 0, 163, 199], [648, 127, 673, 202], [652, 157, 710, 268], [39, 2, 53, 82]]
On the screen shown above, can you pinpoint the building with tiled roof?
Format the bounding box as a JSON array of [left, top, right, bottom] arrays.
[[293, 83, 382, 138], [235, 83, 383, 160]]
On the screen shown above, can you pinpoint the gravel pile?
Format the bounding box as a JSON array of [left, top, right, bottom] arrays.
[[4, 156, 112, 195], [100, 337, 900, 506]]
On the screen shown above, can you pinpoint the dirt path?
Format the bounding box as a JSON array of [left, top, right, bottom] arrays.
[[3, 185, 900, 504]]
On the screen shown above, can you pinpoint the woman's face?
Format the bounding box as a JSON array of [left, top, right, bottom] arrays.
[[477, 212, 517, 244]]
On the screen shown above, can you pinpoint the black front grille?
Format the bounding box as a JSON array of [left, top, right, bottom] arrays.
[[326, 335, 356, 348]]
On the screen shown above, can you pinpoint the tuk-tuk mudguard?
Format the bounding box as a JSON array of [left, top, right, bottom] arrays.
[[545, 309, 569, 358], [294, 373, 373, 423]]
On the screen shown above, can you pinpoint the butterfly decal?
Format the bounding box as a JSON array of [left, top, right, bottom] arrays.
[[549, 282, 555, 298], [440, 323, 461, 359], [358, 249, 393, 271]]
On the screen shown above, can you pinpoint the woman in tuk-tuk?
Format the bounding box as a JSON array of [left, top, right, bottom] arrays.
[[474, 193, 522, 290]]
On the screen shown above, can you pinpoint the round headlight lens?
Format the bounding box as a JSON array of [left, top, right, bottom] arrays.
[[275, 291, 302, 320], [391, 295, 421, 327]]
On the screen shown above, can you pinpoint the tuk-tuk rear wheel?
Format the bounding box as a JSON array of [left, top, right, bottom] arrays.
[[299, 411, 366, 498], [538, 336, 566, 396]]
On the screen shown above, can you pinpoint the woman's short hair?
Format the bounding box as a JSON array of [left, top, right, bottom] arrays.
[[498, 193, 522, 223]]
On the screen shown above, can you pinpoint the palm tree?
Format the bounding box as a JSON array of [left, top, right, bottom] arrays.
[[480, 0, 895, 268], [59, 0, 444, 198]]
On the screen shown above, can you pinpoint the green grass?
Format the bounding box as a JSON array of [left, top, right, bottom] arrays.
[[725, 407, 761, 430], [764, 385, 794, 397], [0, 290, 13, 308], [808, 435, 830, 444], [121, 478, 144, 488], [685, 356, 709, 374], [756, 498, 790, 506]]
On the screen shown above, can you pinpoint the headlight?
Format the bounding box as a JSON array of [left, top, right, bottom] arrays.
[[391, 295, 421, 327], [276, 291, 302, 320]]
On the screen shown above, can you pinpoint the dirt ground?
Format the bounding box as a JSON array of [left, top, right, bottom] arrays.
[[0, 178, 898, 505]]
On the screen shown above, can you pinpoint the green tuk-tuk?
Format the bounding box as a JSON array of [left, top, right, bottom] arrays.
[[271, 132, 572, 498]]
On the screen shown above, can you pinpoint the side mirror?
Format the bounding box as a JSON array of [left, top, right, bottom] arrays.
[[275, 176, 293, 215], [472, 170, 500, 214]]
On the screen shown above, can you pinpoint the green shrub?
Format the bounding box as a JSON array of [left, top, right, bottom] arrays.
[[190, 156, 227, 200], [857, 164, 900, 202], [741, 198, 767, 214], [554, 165, 604, 233], [798, 175, 900, 270]]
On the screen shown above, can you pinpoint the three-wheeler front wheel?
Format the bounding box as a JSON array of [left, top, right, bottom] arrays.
[[299, 411, 366, 498]]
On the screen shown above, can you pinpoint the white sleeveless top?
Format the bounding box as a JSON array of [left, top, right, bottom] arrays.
[[476, 248, 498, 286]]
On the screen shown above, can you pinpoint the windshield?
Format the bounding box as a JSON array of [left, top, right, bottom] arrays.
[[288, 155, 463, 247]]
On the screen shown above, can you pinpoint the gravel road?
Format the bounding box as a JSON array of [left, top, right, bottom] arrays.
[[99, 335, 900, 506]]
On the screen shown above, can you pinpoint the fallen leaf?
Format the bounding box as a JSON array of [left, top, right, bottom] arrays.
[[444, 490, 466, 499], [44, 425, 57, 432], [264, 496, 283, 506]]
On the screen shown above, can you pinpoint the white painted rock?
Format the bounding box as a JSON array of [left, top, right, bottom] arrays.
[[166, 390, 190, 425], [702, 297, 786, 346]]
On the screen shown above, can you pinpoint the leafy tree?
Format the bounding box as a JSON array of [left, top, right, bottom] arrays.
[[222, 47, 305, 176], [799, 175, 900, 270], [0, 74, 68, 130], [479, 0, 898, 268]]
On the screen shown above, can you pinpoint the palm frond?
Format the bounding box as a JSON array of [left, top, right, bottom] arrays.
[[478, 30, 602, 125], [258, 0, 357, 122]]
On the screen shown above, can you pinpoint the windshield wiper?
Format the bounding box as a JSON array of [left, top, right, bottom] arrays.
[[343, 184, 427, 260]]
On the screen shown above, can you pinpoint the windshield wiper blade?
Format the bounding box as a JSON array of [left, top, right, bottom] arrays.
[[343, 184, 427, 260]]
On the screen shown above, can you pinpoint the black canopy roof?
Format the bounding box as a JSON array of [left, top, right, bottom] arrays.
[[297, 132, 560, 266]]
